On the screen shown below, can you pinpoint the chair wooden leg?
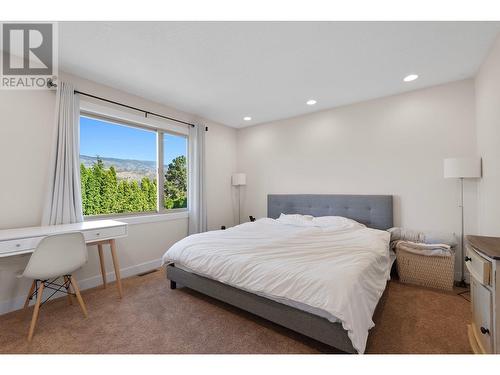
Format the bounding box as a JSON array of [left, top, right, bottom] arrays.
[[69, 275, 88, 318], [28, 281, 44, 342], [97, 244, 107, 288], [110, 239, 123, 298], [63, 276, 73, 305], [23, 281, 36, 310]]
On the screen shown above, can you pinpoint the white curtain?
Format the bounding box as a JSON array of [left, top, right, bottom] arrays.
[[188, 124, 207, 234], [42, 82, 83, 225]]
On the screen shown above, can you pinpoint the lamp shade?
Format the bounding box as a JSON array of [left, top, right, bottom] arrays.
[[443, 157, 481, 178], [232, 173, 247, 186]]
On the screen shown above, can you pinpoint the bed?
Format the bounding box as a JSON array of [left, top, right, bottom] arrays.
[[164, 194, 393, 353]]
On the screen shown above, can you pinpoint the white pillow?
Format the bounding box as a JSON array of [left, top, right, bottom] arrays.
[[277, 213, 314, 226], [312, 216, 365, 230]]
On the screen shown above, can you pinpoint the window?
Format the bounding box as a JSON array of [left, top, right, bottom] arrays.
[[79, 114, 188, 217]]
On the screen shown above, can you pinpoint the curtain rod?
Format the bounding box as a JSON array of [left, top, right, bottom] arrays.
[[47, 79, 196, 128]]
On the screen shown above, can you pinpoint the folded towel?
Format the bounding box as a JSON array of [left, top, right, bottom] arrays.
[[388, 227, 458, 247], [394, 240, 453, 257], [388, 227, 424, 243]]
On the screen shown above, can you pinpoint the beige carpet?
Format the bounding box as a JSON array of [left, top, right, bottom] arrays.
[[0, 269, 472, 354]]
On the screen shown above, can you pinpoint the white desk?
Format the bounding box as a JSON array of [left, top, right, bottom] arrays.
[[0, 219, 128, 298]]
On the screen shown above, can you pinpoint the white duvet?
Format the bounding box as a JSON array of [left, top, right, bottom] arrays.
[[162, 217, 391, 353]]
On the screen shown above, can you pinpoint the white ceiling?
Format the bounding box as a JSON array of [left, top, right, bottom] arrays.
[[59, 22, 500, 128]]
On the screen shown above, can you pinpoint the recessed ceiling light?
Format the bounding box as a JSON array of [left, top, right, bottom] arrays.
[[243, 116, 252, 121], [403, 74, 419, 82], [306, 99, 317, 106]]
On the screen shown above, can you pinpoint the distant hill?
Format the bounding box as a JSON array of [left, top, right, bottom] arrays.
[[80, 155, 157, 181]]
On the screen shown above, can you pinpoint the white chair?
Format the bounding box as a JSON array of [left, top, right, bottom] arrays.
[[23, 232, 89, 341]]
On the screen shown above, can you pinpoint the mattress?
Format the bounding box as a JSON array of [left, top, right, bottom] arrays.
[[163, 218, 391, 353]]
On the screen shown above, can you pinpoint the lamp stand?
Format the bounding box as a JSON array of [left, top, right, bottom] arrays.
[[237, 186, 241, 225], [458, 177, 467, 288]]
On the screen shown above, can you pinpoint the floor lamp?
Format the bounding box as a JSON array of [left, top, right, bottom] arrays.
[[232, 173, 246, 225], [443, 157, 482, 287]]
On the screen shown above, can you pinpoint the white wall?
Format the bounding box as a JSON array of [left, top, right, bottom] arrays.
[[0, 72, 237, 314], [205, 120, 239, 229], [237, 80, 478, 277], [476, 34, 500, 236]]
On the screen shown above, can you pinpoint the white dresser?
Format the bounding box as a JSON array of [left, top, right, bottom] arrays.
[[466, 235, 500, 354]]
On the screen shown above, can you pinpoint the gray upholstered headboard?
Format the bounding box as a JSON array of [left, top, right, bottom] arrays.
[[267, 194, 393, 230]]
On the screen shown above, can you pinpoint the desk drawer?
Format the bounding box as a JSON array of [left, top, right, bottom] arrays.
[[83, 225, 127, 242], [471, 277, 493, 353], [466, 246, 492, 286], [0, 236, 44, 255]]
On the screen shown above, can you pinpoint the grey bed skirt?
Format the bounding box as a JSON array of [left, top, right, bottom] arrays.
[[166, 264, 357, 353]]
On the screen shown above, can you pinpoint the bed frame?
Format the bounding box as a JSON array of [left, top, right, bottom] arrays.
[[166, 194, 393, 353]]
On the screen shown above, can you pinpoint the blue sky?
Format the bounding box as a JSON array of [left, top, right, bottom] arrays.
[[80, 116, 187, 164]]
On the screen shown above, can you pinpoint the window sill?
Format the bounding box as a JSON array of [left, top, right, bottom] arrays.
[[85, 211, 189, 226]]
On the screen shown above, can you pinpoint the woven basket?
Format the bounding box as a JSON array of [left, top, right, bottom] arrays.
[[396, 246, 455, 291]]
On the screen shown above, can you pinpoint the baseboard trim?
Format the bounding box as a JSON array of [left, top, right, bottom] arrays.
[[0, 258, 162, 316]]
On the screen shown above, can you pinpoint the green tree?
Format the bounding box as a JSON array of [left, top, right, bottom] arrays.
[[164, 155, 187, 209], [101, 166, 118, 214], [81, 157, 167, 215], [80, 164, 89, 213], [141, 177, 157, 210]]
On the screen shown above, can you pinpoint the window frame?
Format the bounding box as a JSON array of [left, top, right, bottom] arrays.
[[79, 100, 190, 221]]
